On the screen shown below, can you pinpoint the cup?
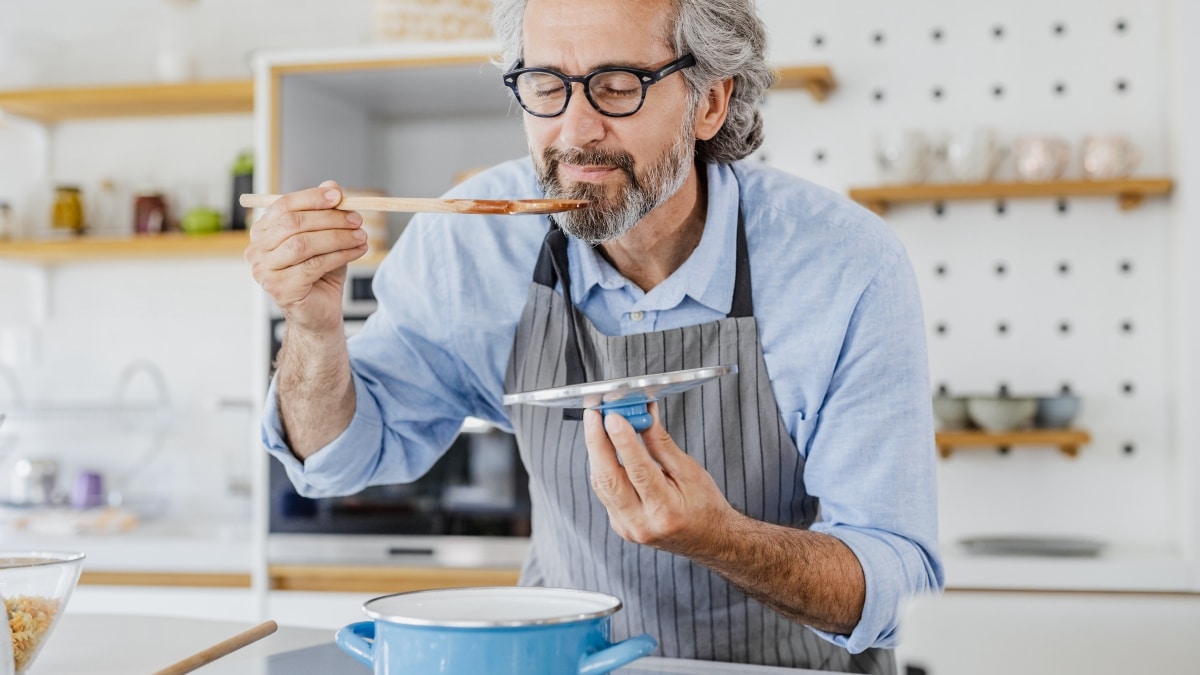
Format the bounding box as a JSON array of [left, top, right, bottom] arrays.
[[1080, 135, 1140, 180], [874, 130, 937, 184], [942, 129, 1007, 183], [1012, 136, 1071, 181], [70, 471, 105, 510]]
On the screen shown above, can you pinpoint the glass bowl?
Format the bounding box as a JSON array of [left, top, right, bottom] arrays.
[[1, 551, 84, 674]]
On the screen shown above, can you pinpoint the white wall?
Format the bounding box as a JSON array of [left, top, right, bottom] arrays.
[[0, 1, 379, 521]]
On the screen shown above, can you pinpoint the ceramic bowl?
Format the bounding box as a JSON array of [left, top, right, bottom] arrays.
[[1035, 394, 1081, 429], [931, 395, 971, 430], [966, 397, 1037, 432], [0, 551, 85, 674]]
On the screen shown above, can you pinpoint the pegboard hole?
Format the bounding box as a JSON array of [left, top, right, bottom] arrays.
[[992, 25, 1005, 39], [931, 28, 945, 42], [1121, 320, 1135, 334], [1119, 259, 1134, 274], [934, 263, 948, 277], [1116, 79, 1129, 94], [1058, 321, 1071, 335], [813, 34, 826, 48], [1054, 81, 1068, 96], [814, 149, 827, 164], [992, 84, 1005, 99], [872, 89, 886, 104], [995, 200, 1007, 214], [872, 31, 885, 45], [1057, 260, 1071, 275], [1053, 21, 1068, 36], [994, 262, 1007, 277], [1059, 382, 1073, 395], [996, 321, 1010, 336], [1057, 199, 1070, 214], [933, 202, 946, 217], [935, 322, 949, 336], [1115, 18, 1129, 33], [932, 86, 945, 101], [997, 383, 1010, 397], [1122, 442, 1136, 455], [1122, 381, 1136, 396]]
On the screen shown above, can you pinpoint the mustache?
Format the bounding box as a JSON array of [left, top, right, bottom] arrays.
[[543, 147, 638, 184]]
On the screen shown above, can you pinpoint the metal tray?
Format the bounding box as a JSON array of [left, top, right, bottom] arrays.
[[503, 365, 737, 409]]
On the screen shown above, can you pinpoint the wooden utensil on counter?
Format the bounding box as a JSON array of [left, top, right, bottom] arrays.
[[151, 620, 278, 675], [239, 193, 589, 216]]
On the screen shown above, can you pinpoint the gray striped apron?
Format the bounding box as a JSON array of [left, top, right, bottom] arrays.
[[503, 216, 896, 674]]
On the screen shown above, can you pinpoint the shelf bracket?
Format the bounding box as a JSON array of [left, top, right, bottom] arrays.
[[1117, 192, 1145, 210]]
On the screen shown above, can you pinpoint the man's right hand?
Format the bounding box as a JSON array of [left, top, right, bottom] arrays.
[[244, 179, 369, 335]]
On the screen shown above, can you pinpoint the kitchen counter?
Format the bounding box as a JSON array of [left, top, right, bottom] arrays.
[[34, 613, 824, 674]]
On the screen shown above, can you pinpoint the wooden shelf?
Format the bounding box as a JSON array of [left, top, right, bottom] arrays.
[[935, 429, 1092, 459], [849, 178, 1173, 215], [0, 79, 254, 123], [773, 65, 836, 101], [268, 564, 520, 594], [0, 231, 250, 263]]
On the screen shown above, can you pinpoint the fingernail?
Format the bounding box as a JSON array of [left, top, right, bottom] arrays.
[[319, 179, 336, 187], [346, 212, 362, 225], [324, 189, 341, 204], [353, 228, 368, 241]]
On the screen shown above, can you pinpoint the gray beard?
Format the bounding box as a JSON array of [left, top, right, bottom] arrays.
[[534, 124, 694, 245]]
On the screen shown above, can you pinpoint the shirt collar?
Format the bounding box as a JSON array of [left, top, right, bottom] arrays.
[[569, 162, 740, 314]]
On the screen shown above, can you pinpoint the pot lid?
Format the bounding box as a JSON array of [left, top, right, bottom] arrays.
[[363, 586, 623, 627]]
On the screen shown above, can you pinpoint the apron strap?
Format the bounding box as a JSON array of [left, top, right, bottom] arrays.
[[530, 206, 753, 394]]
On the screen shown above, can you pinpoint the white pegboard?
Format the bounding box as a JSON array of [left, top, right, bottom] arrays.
[[756, 0, 1182, 559]]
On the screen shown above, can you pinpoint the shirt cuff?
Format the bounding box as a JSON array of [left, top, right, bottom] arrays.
[[807, 524, 906, 653], [261, 374, 385, 498]]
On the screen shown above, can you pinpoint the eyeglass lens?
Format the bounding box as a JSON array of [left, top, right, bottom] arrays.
[[515, 70, 645, 116]]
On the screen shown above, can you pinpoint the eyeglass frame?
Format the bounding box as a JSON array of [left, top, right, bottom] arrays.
[[502, 53, 697, 118]]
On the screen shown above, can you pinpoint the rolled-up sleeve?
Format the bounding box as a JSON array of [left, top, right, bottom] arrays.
[[803, 249, 945, 653]]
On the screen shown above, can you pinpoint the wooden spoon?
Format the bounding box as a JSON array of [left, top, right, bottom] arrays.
[[151, 620, 278, 675], [240, 193, 588, 216]]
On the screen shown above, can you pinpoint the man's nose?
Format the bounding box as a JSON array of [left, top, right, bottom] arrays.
[[557, 84, 607, 148]]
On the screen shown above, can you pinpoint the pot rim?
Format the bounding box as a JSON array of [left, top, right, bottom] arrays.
[[363, 586, 624, 628]]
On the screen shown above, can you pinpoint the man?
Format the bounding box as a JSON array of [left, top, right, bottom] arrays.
[[245, 0, 943, 671]]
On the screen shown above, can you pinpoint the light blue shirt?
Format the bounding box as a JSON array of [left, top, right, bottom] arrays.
[[264, 158, 944, 653]]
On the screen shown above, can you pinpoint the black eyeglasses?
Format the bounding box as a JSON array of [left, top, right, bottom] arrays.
[[503, 54, 696, 118]]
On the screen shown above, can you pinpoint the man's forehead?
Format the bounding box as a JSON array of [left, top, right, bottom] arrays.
[[521, 0, 673, 67]]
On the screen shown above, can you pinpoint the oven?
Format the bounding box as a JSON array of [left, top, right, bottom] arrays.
[[266, 264, 531, 567]]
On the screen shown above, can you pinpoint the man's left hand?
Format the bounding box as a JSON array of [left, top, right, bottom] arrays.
[[584, 402, 740, 557]]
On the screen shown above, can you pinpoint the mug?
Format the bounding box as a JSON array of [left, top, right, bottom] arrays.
[[1012, 136, 1071, 181], [1080, 135, 1140, 180], [336, 587, 657, 675], [874, 130, 936, 184], [942, 128, 1006, 183]]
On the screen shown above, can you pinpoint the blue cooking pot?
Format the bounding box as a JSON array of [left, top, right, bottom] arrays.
[[335, 586, 657, 675]]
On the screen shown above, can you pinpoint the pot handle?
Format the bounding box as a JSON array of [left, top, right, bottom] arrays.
[[578, 633, 658, 675], [334, 621, 376, 668]]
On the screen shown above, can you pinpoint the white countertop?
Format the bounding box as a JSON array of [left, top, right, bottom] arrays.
[[32, 614, 822, 675]]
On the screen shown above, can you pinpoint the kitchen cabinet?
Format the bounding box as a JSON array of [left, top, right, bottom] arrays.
[[848, 177, 1174, 215]]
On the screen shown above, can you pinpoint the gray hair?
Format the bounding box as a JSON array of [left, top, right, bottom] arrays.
[[491, 0, 775, 164]]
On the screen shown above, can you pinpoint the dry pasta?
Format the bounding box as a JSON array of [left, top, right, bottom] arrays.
[[6, 594, 59, 672]]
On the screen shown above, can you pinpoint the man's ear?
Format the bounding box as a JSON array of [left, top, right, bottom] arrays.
[[694, 77, 734, 141]]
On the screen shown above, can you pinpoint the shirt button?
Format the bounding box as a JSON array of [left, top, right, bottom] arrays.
[[630, 311, 644, 321]]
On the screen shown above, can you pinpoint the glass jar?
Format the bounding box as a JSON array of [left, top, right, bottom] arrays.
[[52, 185, 85, 233]]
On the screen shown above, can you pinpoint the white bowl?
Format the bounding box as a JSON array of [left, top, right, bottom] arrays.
[[931, 396, 971, 429], [966, 397, 1037, 432]]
